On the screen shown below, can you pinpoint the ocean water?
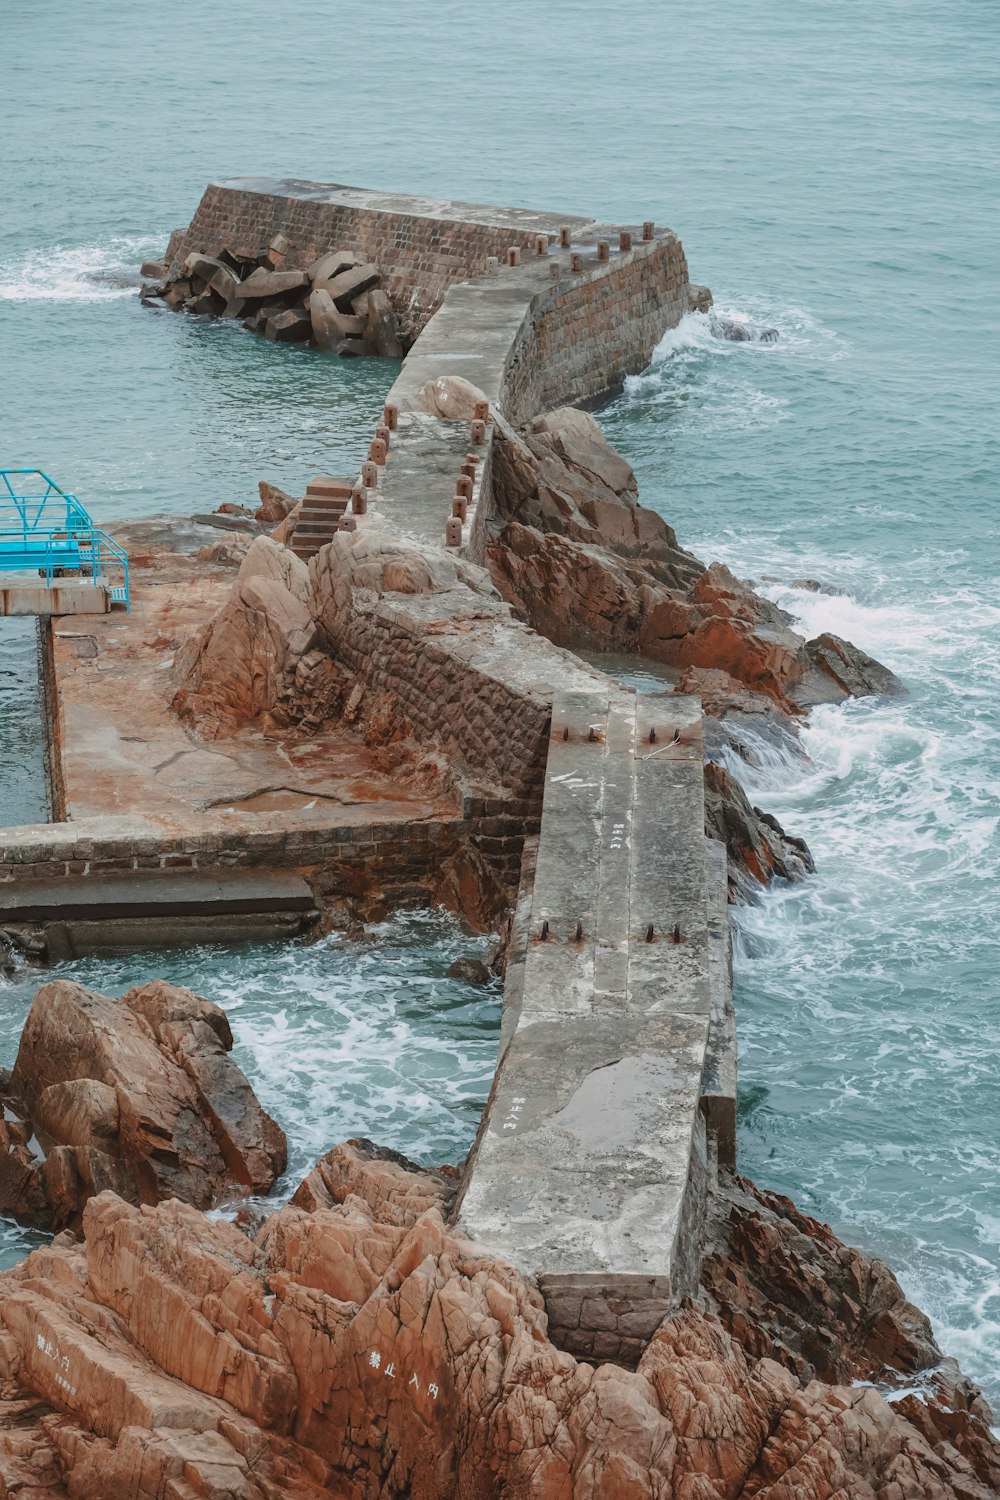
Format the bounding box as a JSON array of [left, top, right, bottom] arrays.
[[0, 911, 501, 1265], [2, 0, 998, 1401]]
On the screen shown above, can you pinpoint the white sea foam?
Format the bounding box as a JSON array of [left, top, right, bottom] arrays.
[[0, 237, 157, 302]]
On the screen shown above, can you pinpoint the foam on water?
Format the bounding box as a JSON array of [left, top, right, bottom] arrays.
[[0, 237, 158, 302], [0, 910, 501, 1265]]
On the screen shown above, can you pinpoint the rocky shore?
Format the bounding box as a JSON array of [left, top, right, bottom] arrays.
[[2, 182, 996, 1497], [0, 1134, 997, 1497], [3, 405, 996, 1497]]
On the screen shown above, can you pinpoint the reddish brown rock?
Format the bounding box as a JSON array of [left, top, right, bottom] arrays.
[[0, 1145, 995, 1500], [255, 479, 298, 525], [703, 760, 815, 900], [170, 537, 323, 735], [487, 411, 903, 721], [0, 979, 285, 1231], [801, 630, 906, 704]]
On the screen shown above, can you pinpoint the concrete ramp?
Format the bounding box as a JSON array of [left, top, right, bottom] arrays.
[[459, 691, 732, 1366]]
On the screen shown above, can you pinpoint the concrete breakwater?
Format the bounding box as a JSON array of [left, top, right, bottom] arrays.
[[0, 183, 996, 1498]]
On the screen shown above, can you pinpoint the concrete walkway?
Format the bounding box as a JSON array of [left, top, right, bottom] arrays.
[[459, 690, 734, 1366]]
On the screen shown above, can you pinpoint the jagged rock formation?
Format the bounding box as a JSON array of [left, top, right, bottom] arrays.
[[170, 537, 344, 735], [0, 1141, 995, 1498], [485, 408, 904, 717], [0, 979, 285, 1232]]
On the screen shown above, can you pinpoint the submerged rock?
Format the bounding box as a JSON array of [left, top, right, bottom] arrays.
[[0, 1141, 995, 1498], [0, 978, 286, 1231], [710, 313, 780, 342], [444, 957, 492, 985]]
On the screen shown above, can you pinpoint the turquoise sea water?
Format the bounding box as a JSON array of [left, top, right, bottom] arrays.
[[2, 0, 998, 1400]]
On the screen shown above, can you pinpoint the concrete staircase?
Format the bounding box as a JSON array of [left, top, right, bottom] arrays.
[[290, 476, 354, 562]]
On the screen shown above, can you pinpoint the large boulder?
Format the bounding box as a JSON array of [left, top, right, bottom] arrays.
[[310, 519, 500, 645], [171, 538, 322, 735], [0, 978, 285, 1230], [255, 479, 298, 525], [411, 374, 491, 421], [0, 1145, 996, 1499]]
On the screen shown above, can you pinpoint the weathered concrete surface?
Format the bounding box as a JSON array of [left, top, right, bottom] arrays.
[[0, 580, 110, 617], [48, 573, 454, 826], [459, 691, 731, 1366], [0, 869, 317, 956]]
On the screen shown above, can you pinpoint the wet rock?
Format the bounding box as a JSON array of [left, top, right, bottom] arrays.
[[710, 314, 780, 342], [365, 287, 403, 358], [323, 261, 380, 312], [0, 979, 285, 1231], [703, 760, 814, 900], [236, 266, 309, 300], [703, 1174, 943, 1385], [255, 479, 298, 525], [687, 282, 714, 312], [190, 511, 259, 533], [0, 1145, 996, 1499], [790, 575, 842, 595], [445, 957, 492, 985], [335, 336, 377, 357], [264, 307, 312, 342], [803, 630, 907, 701]]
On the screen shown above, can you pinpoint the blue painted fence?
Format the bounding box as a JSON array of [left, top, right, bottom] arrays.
[[0, 470, 129, 610]]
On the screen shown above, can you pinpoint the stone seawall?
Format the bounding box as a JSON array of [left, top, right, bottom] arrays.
[[171, 178, 694, 382]]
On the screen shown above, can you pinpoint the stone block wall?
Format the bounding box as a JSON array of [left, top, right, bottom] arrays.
[[175, 181, 585, 345], [0, 812, 466, 909], [499, 237, 690, 424]]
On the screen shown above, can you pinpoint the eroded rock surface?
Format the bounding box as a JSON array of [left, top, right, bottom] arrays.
[[0, 979, 285, 1231], [170, 537, 343, 735], [486, 409, 904, 717], [0, 1142, 995, 1499]]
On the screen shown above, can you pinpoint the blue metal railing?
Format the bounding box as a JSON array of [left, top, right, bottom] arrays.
[[0, 470, 129, 610]]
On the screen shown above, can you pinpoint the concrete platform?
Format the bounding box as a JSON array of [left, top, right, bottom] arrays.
[[459, 691, 728, 1366], [0, 868, 318, 957], [48, 572, 455, 829]]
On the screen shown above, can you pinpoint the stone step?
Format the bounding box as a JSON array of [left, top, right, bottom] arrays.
[[305, 476, 354, 500], [297, 508, 347, 524]]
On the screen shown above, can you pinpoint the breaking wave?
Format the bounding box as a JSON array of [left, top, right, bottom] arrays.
[[0, 236, 158, 301]]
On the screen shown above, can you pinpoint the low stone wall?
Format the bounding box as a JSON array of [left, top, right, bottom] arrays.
[[0, 809, 464, 906]]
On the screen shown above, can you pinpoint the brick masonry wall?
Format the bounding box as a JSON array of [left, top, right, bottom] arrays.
[[0, 813, 465, 909], [499, 237, 689, 424], [176, 184, 566, 345]]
